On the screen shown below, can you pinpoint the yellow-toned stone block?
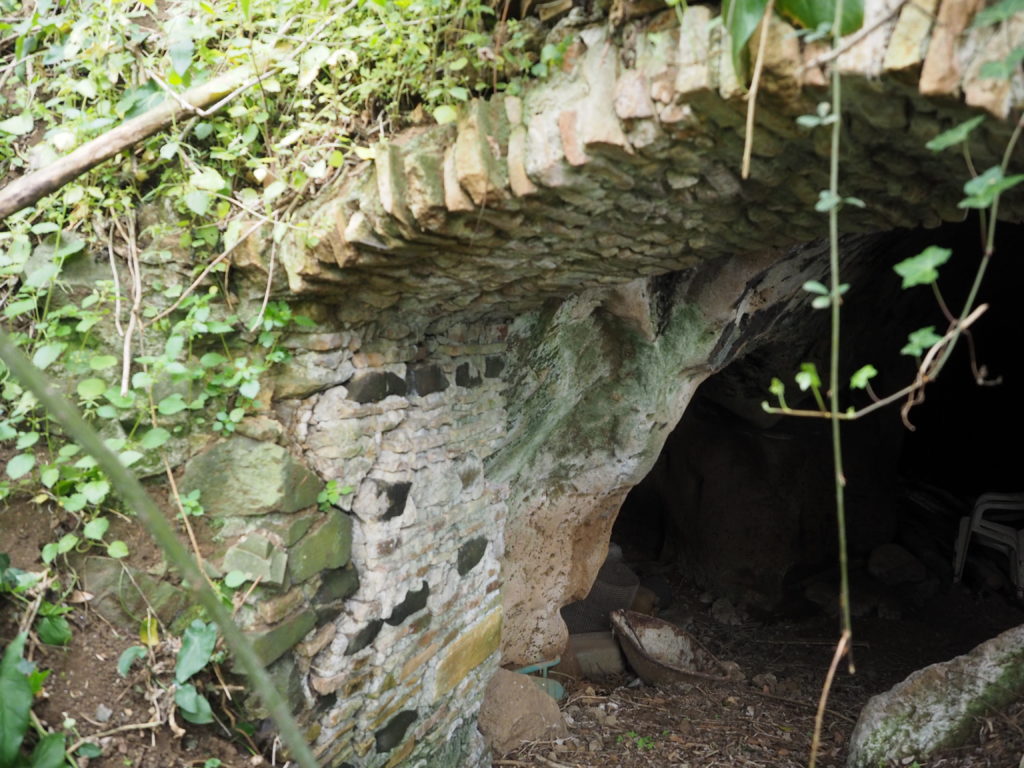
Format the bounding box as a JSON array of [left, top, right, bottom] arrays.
[[434, 609, 502, 698], [884, 0, 939, 73], [385, 738, 417, 768]]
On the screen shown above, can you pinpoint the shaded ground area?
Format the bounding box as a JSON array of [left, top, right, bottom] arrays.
[[0, 498, 256, 768], [494, 570, 1024, 768]]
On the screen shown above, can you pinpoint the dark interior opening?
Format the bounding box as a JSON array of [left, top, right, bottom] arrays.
[[604, 218, 1024, 671]]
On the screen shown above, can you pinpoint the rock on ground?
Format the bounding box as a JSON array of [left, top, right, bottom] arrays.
[[478, 668, 568, 755], [847, 624, 1024, 767]]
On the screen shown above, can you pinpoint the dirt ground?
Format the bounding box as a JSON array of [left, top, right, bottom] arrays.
[[494, 567, 1024, 768], [3, 496, 1023, 768]]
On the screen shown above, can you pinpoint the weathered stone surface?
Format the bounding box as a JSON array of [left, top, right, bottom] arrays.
[[79, 556, 187, 630], [406, 363, 448, 396], [477, 668, 568, 755], [181, 437, 322, 516], [848, 625, 1024, 767], [919, 0, 984, 95], [884, 0, 938, 73], [435, 609, 502, 697], [288, 510, 353, 583], [246, 609, 316, 667], [223, 534, 289, 586]]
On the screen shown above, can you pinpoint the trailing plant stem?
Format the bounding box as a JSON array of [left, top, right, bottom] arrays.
[[827, 0, 852, 649]]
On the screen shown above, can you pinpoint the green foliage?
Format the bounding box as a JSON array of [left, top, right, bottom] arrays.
[[0, 634, 67, 768], [722, 0, 864, 75], [893, 246, 952, 289], [901, 326, 943, 358], [174, 620, 219, 724], [959, 166, 1024, 210], [317, 479, 354, 511]]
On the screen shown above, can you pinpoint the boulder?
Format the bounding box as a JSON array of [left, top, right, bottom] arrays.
[[847, 624, 1024, 767], [478, 668, 568, 755]]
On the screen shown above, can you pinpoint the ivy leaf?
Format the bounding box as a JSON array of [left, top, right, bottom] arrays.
[[0, 113, 34, 136], [75, 742, 102, 760], [239, 379, 260, 399], [32, 343, 66, 370], [30, 732, 66, 768], [926, 115, 986, 151], [721, 0, 769, 75], [802, 280, 828, 295], [815, 190, 842, 212], [6, 453, 35, 480], [959, 166, 1024, 209], [433, 105, 458, 125], [298, 44, 330, 89], [77, 378, 108, 401], [175, 684, 214, 724], [972, 0, 1024, 27], [83, 516, 110, 540], [37, 616, 72, 646], [850, 364, 878, 389], [175, 620, 218, 683], [901, 326, 943, 357], [106, 541, 129, 559], [89, 355, 118, 370], [157, 394, 187, 415], [0, 633, 32, 765], [893, 246, 952, 288], [189, 168, 226, 192], [184, 190, 211, 216], [140, 427, 171, 450], [777, 0, 864, 36], [118, 646, 148, 677], [795, 362, 821, 392]]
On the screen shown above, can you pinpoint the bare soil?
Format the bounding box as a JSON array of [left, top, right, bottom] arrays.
[[493, 569, 1024, 768]]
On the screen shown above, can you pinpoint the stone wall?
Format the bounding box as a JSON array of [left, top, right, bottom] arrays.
[[56, 0, 1024, 765]]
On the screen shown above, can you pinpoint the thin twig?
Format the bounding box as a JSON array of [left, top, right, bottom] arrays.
[[808, 631, 850, 768], [66, 720, 163, 756], [107, 226, 124, 338], [742, 0, 775, 180]]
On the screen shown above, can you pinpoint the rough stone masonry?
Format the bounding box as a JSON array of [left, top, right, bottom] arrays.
[[80, 0, 1024, 765]]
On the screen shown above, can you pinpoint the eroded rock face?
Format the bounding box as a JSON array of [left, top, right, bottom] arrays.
[[847, 624, 1024, 767]]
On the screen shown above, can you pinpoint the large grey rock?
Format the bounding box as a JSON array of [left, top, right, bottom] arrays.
[[180, 436, 322, 516], [478, 668, 568, 755], [847, 624, 1024, 767]]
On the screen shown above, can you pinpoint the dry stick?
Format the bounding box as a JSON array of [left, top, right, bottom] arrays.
[[809, 631, 850, 768], [0, 332, 321, 768], [66, 720, 164, 756], [0, 66, 258, 221], [115, 216, 143, 396], [800, 0, 911, 72], [741, 0, 775, 180], [107, 227, 124, 338]]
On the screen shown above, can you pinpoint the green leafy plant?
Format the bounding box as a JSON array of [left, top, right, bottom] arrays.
[[0, 634, 66, 768]]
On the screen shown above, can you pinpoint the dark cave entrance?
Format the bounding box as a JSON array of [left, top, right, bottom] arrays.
[[587, 218, 1024, 676]]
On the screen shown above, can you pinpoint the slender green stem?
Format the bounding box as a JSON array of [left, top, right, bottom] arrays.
[[0, 331, 321, 768], [827, 0, 851, 647]]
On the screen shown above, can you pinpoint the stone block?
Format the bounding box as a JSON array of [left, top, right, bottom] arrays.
[[404, 143, 449, 230], [454, 100, 509, 207], [79, 556, 188, 631], [883, 0, 938, 73], [245, 609, 316, 667], [257, 587, 306, 624], [567, 631, 626, 678], [478, 668, 568, 755], [375, 141, 415, 228], [223, 537, 289, 587], [181, 436, 322, 516], [435, 609, 502, 698], [288, 510, 353, 584]]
